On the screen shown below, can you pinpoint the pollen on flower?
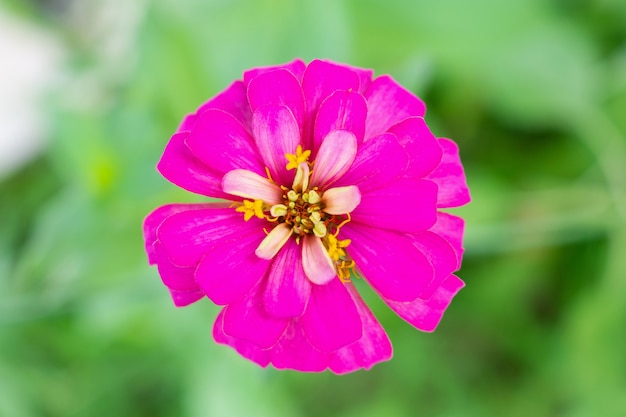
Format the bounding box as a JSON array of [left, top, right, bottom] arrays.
[[235, 199, 265, 221], [285, 145, 311, 171], [232, 146, 360, 282]]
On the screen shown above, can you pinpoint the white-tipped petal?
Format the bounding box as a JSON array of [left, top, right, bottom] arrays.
[[322, 185, 361, 215], [310, 130, 357, 188], [302, 235, 336, 285], [255, 223, 292, 260], [222, 169, 282, 205], [292, 162, 310, 192]]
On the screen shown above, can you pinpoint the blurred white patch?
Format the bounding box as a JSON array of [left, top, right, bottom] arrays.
[[0, 9, 65, 179]]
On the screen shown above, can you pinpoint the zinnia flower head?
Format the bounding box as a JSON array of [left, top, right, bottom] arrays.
[[143, 59, 470, 373]]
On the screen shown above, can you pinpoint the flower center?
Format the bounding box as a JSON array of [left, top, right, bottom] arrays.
[[233, 145, 358, 283], [270, 188, 328, 238]]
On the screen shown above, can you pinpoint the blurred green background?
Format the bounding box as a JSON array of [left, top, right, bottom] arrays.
[[1, 0, 626, 416]]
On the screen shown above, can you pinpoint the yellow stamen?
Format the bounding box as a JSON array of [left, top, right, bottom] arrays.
[[326, 233, 351, 261], [285, 145, 311, 171], [235, 199, 265, 221]]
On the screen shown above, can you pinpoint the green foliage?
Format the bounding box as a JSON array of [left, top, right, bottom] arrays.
[[1, 0, 625, 415]]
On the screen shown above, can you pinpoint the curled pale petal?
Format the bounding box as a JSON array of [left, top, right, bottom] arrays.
[[269, 321, 331, 372], [185, 109, 264, 175], [222, 284, 289, 349], [157, 132, 231, 200], [342, 224, 434, 302], [426, 138, 471, 208], [302, 235, 336, 285], [309, 130, 357, 188], [255, 223, 292, 260], [212, 309, 272, 368], [313, 90, 368, 153], [329, 284, 393, 374], [143, 203, 216, 264], [322, 186, 361, 215], [196, 80, 253, 129], [385, 274, 465, 332], [222, 169, 283, 205], [351, 178, 438, 233], [157, 208, 262, 267], [364, 75, 426, 138], [263, 239, 312, 318], [252, 105, 302, 185], [388, 116, 442, 178], [243, 59, 307, 85], [247, 69, 305, 133], [430, 212, 466, 265], [196, 229, 270, 305], [301, 278, 363, 352], [334, 133, 408, 192], [409, 231, 460, 300]]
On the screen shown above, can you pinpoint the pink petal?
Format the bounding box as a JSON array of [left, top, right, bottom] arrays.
[[322, 186, 361, 215], [152, 243, 206, 307], [364, 75, 426, 138], [168, 288, 206, 307], [269, 321, 331, 372], [157, 132, 231, 199], [152, 242, 200, 292], [301, 60, 361, 150], [255, 223, 292, 260], [247, 69, 305, 134], [243, 59, 307, 85], [388, 117, 443, 178], [309, 130, 357, 189], [430, 212, 466, 264], [409, 231, 460, 300], [333, 133, 408, 192], [213, 309, 272, 367], [185, 109, 264, 175], [329, 284, 392, 374], [251, 105, 302, 185], [426, 138, 471, 208], [222, 284, 289, 349], [302, 235, 336, 285], [301, 278, 363, 352], [176, 113, 196, 133], [263, 239, 312, 318], [313, 90, 367, 153], [342, 224, 434, 302], [222, 169, 283, 204], [384, 274, 465, 332], [196, 80, 253, 130], [351, 178, 438, 233], [195, 228, 270, 305], [157, 207, 262, 267], [143, 203, 214, 264]]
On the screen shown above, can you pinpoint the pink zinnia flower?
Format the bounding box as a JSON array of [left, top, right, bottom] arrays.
[[143, 59, 470, 374]]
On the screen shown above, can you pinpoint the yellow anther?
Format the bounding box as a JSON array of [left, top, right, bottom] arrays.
[[313, 222, 327, 238], [287, 190, 299, 202], [270, 204, 288, 217], [235, 199, 265, 221], [309, 211, 322, 224], [326, 234, 351, 261], [308, 189, 321, 204], [285, 145, 312, 171]]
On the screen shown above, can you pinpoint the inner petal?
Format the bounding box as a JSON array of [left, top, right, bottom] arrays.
[[322, 185, 361, 215], [222, 169, 283, 205], [309, 130, 357, 188]]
